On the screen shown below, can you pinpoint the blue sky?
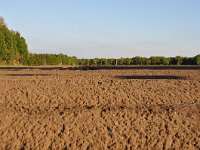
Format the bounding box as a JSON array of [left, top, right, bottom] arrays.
[[1, 0, 200, 58]]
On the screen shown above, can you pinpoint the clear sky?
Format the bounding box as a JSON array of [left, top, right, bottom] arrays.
[[1, 0, 200, 58]]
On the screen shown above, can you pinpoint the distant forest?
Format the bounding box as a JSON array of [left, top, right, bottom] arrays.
[[0, 17, 200, 66]]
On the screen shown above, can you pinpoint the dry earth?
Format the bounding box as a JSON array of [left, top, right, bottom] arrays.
[[0, 66, 199, 149]]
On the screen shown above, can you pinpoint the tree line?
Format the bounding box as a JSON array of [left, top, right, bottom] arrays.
[[77, 55, 200, 66], [25, 53, 200, 66], [0, 17, 200, 66], [0, 17, 28, 65]]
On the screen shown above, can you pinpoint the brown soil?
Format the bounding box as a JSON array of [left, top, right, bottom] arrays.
[[0, 67, 199, 149]]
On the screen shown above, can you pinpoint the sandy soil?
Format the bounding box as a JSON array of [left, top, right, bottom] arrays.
[[0, 67, 199, 149]]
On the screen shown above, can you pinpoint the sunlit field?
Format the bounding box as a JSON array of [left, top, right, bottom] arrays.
[[0, 66, 199, 149]]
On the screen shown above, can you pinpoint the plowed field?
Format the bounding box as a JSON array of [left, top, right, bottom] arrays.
[[0, 67, 199, 149]]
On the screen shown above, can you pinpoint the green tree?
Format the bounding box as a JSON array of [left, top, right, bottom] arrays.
[[160, 57, 169, 65], [124, 58, 132, 65], [0, 17, 28, 64], [15, 32, 28, 64], [182, 57, 194, 65], [149, 57, 161, 65], [132, 57, 147, 65], [175, 56, 183, 65], [0, 17, 5, 26], [0, 29, 8, 64], [194, 54, 200, 65]]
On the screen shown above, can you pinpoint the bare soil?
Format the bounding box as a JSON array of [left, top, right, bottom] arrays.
[[0, 67, 199, 149]]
